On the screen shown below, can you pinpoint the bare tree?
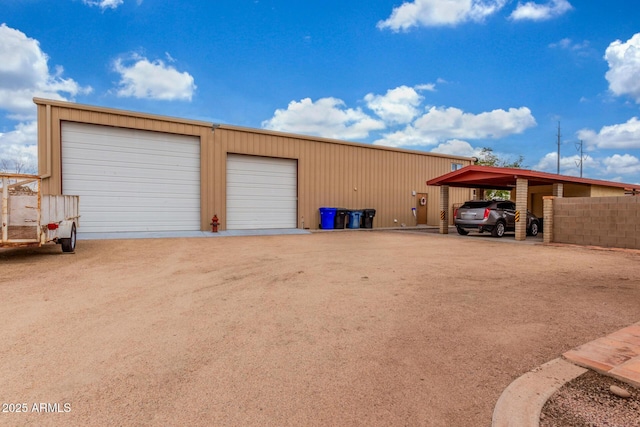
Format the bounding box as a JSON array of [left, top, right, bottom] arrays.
[[0, 158, 35, 174]]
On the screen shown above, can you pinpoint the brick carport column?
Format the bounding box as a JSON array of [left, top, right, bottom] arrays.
[[553, 183, 564, 198], [515, 178, 528, 241], [439, 185, 449, 234], [543, 196, 555, 244]]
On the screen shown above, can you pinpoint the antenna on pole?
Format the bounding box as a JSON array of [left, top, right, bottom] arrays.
[[556, 121, 561, 174], [575, 139, 585, 178]]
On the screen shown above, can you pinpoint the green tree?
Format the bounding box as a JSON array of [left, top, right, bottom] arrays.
[[474, 147, 525, 200], [475, 147, 524, 168]]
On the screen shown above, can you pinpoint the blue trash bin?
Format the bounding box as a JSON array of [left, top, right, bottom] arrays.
[[319, 207, 337, 229], [348, 210, 363, 229]]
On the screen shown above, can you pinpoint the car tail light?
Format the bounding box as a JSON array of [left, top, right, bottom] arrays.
[[454, 208, 458, 218], [483, 208, 490, 219], [47, 223, 58, 230]]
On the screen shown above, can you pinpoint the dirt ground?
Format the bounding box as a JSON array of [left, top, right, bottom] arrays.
[[1, 230, 640, 426]]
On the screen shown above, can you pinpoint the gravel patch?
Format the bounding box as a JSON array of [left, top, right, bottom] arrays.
[[540, 370, 640, 427]]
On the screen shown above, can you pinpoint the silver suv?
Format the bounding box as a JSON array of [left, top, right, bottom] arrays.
[[454, 200, 540, 237]]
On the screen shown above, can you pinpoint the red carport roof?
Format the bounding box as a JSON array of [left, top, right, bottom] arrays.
[[426, 165, 640, 191]]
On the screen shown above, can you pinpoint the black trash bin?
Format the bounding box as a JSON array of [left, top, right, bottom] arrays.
[[362, 209, 376, 228], [334, 209, 348, 229]]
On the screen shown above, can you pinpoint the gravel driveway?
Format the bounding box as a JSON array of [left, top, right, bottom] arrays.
[[1, 231, 639, 426]]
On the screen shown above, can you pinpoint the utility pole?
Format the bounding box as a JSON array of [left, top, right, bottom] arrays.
[[556, 121, 561, 174], [575, 139, 585, 178]]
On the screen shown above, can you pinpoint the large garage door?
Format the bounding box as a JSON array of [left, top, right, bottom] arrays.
[[226, 154, 297, 229], [62, 122, 200, 233]]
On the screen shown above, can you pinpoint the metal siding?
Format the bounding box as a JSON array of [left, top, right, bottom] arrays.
[[61, 122, 201, 233], [38, 100, 476, 231], [214, 128, 473, 229]]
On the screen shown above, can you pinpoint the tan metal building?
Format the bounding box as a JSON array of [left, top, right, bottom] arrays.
[[35, 98, 473, 233]]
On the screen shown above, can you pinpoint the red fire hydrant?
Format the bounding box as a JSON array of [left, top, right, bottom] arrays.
[[210, 215, 219, 233]]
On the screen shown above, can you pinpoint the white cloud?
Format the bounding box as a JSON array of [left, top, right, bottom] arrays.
[[0, 23, 92, 120], [548, 38, 590, 52], [534, 151, 598, 176], [415, 83, 437, 91], [82, 0, 124, 10], [510, 0, 573, 21], [0, 121, 38, 173], [577, 117, 640, 150], [113, 54, 196, 101], [363, 85, 424, 125], [374, 106, 536, 147], [377, 0, 507, 31], [261, 97, 385, 140], [604, 33, 640, 103], [603, 154, 640, 175], [430, 139, 481, 157]]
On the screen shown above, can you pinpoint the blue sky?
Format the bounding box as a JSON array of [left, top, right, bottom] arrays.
[[2, 0, 640, 184]]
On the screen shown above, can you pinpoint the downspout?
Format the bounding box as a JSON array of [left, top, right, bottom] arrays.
[[39, 103, 52, 179]]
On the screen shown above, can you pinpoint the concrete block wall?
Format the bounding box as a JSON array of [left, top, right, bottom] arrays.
[[553, 196, 640, 249]]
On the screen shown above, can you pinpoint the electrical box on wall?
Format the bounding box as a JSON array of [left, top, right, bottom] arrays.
[[412, 190, 416, 196]]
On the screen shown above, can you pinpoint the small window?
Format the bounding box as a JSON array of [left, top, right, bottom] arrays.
[[451, 163, 464, 171], [498, 202, 515, 210], [460, 201, 492, 209]]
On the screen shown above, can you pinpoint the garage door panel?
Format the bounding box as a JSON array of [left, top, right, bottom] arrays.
[[226, 186, 296, 198], [64, 178, 199, 196], [226, 154, 297, 230], [227, 200, 296, 210], [227, 215, 297, 229], [64, 150, 199, 175], [62, 122, 200, 233]]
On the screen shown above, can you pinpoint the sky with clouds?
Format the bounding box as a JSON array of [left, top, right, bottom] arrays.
[[1, 0, 640, 184]]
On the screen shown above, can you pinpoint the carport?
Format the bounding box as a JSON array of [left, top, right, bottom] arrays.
[[426, 165, 635, 241]]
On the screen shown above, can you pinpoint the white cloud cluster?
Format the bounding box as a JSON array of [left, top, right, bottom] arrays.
[[602, 154, 640, 176], [377, 0, 508, 31], [509, 0, 573, 21], [377, 0, 572, 31], [430, 139, 482, 157], [605, 33, 640, 103], [374, 106, 536, 147], [261, 97, 385, 140], [0, 23, 92, 171], [577, 117, 640, 150], [363, 85, 424, 125], [113, 55, 196, 101], [548, 38, 590, 52], [262, 84, 536, 153], [0, 23, 92, 120], [0, 122, 38, 173], [535, 135, 640, 180], [82, 0, 124, 10]]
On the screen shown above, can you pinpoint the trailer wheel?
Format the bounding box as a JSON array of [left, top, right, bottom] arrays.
[[61, 223, 76, 253]]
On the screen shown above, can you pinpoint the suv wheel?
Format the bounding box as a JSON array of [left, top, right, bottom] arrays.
[[528, 221, 539, 237], [456, 226, 469, 235], [491, 221, 505, 238]]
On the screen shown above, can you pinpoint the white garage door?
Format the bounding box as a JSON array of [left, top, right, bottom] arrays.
[[62, 122, 200, 233], [226, 154, 297, 229]]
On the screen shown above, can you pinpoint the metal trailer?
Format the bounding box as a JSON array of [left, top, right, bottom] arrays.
[[1, 174, 79, 252]]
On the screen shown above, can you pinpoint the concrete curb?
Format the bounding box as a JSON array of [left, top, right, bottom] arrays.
[[492, 358, 587, 427]]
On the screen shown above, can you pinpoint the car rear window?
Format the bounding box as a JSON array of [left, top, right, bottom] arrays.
[[460, 201, 493, 209]]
